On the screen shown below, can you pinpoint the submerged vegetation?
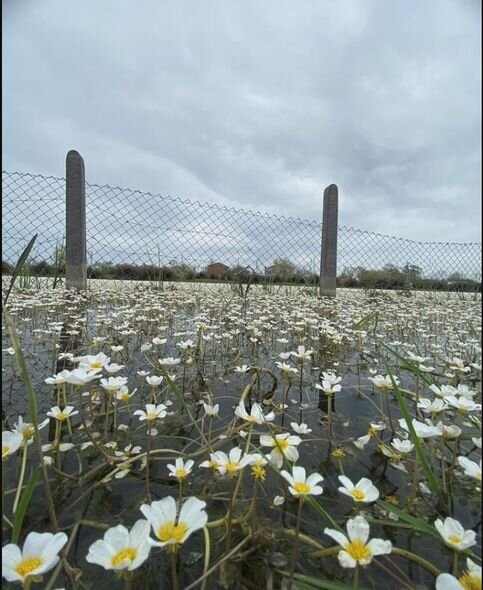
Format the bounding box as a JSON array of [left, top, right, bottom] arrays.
[[1, 281, 481, 589]]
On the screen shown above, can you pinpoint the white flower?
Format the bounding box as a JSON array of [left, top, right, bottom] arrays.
[[133, 404, 167, 421], [434, 422, 462, 440], [111, 345, 124, 353], [436, 558, 481, 590], [46, 405, 79, 422], [472, 437, 482, 449], [290, 422, 312, 435], [212, 447, 252, 477], [291, 345, 314, 361], [398, 418, 441, 439], [146, 375, 164, 387], [368, 375, 399, 391], [2, 431, 23, 459], [273, 495, 285, 506], [353, 423, 385, 449], [203, 403, 219, 417], [76, 352, 110, 370], [152, 337, 167, 346], [457, 457, 481, 481], [140, 496, 208, 549], [275, 362, 298, 375], [259, 433, 302, 468], [417, 398, 447, 414], [234, 365, 250, 373], [321, 372, 342, 386], [445, 396, 481, 413], [2, 531, 68, 583], [234, 401, 274, 424], [63, 367, 102, 385], [338, 475, 379, 503], [13, 416, 49, 444], [390, 438, 414, 454], [158, 357, 181, 367], [429, 384, 457, 399], [315, 381, 342, 395], [280, 465, 323, 497], [434, 517, 476, 551], [104, 363, 125, 374], [324, 515, 392, 568], [167, 458, 194, 480], [116, 386, 137, 401], [100, 376, 129, 394], [86, 520, 152, 571], [44, 371, 70, 385]]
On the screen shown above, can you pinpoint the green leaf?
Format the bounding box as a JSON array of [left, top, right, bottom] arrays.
[[12, 467, 41, 544], [3, 234, 38, 305]]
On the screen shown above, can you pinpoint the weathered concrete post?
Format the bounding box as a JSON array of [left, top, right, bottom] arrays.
[[65, 150, 87, 290], [319, 183, 338, 297]]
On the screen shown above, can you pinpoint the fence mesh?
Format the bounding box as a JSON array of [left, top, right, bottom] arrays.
[[2, 170, 481, 284]]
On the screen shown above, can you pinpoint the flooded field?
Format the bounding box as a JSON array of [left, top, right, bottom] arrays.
[[2, 282, 481, 589]]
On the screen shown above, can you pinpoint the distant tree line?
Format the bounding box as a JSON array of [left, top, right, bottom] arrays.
[[2, 258, 480, 292]]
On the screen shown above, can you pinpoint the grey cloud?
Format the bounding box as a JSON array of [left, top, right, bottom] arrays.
[[3, 0, 481, 250]]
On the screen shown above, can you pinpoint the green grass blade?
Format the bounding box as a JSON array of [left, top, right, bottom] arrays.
[[384, 361, 440, 495], [3, 233, 38, 305], [305, 496, 343, 532], [279, 571, 370, 590], [11, 467, 41, 544]]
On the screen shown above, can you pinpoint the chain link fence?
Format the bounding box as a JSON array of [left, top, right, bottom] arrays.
[[2, 170, 481, 287]]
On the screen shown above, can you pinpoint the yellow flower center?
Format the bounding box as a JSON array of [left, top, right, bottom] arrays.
[[22, 427, 34, 440], [146, 412, 157, 420], [90, 361, 103, 369], [56, 412, 69, 421], [208, 460, 219, 469], [448, 535, 462, 545], [476, 470, 481, 481], [2, 446, 9, 457], [345, 540, 371, 562], [351, 489, 365, 501], [119, 393, 130, 400], [225, 461, 240, 475], [331, 448, 346, 458], [111, 547, 137, 567], [292, 482, 311, 495], [459, 571, 481, 590], [384, 495, 399, 505], [368, 426, 378, 436], [277, 438, 289, 451], [251, 464, 266, 480], [175, 468, 187, 479], [156, 521, 188, 546], [15, 557, 43, 577]]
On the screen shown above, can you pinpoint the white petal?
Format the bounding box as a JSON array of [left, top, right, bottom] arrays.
[[367, 538, 392, 556], [324, 527, 348, 547], [347, 516, 370, 544], [338, 550, 357, 568]]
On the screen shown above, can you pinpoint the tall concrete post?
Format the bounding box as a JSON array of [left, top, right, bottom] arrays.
[[319, 183, 338, 297], [65, 150, 87, 290]]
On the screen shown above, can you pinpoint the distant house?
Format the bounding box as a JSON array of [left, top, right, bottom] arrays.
[[207, 262, 229, 279]]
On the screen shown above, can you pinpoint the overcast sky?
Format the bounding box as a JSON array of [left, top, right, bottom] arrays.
[[3, 0, 481, 243]]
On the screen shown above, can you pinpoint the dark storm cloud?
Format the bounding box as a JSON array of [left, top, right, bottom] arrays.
[[3, 0, 481, 246]]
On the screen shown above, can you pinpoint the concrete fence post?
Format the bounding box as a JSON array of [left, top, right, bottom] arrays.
[[65, 150, 87, 290], [319, 183, 338, 297]]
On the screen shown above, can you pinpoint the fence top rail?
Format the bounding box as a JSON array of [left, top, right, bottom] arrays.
[[2, 169, 482, 248]]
